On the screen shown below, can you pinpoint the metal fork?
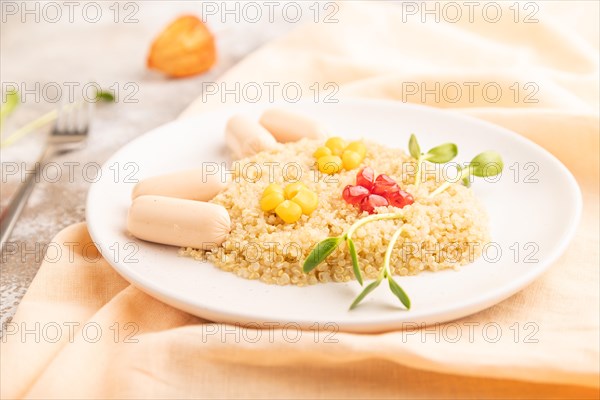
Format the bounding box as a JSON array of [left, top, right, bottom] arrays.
[[0, 103, 90, 247]]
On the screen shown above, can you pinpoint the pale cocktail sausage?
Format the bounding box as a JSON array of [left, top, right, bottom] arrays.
[[131, 169, 226, 201], [259, 108, 326, 142], [225, 114, 277, 159], [127, 195, 230, 249]]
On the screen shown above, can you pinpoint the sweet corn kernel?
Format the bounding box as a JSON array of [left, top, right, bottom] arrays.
[[312, 146, 332, 159], [284, 182, 308, 199], [346, 141, 367, 158], [260, 192, 285, 212], [342, 150, 363, 170], [325, 137, 347, 156], [292, 189, 318, 215], [263, 183, 284, 197], [317, 155, 343, 175], [275, 200, 303, 223]]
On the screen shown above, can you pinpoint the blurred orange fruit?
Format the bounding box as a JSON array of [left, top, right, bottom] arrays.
[[147, 15, 216, 78]]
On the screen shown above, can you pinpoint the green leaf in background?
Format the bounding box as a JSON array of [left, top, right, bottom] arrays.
[[408, 134, 421, 159], [349, 279, 381, 310], [1, 90, 19, 127], [303, 237, 343, 273], [347, 238, 363, 286], [426, 143, 458, 163], [470, 151, 503, 177], [387, 276, 411, 309], [95, 90, 115, 102]]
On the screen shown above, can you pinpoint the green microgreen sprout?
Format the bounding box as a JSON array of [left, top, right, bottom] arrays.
[[410, 134, 458, 188], [430, 151, 503, 197], [0, 90, 19, 133], [303, 135, 503, 311], [350, 225, 410, 310], [303, 212, 403, 286]]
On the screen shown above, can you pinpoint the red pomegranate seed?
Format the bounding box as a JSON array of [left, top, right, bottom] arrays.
[[342, 185, 370, 205], [371, 174, 399, 196], [356, 167, 375, 190], [360, 194, 388, 214], [388, 190, 415, 208], [372, 182, 400, 196], [375, 174, 396, 185]]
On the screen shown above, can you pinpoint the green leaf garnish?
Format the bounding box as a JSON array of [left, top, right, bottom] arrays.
[[95, 90, 115, 102], [409, 134, 421, 159], [303, 237, 343, 273], [349, 279, 381, 310], [411, 135, 457, 188], [426, 143, 458, 163], [1, 90, 19, 123], [387, 276, 411, 309], [347, 238, 363, 286], [470, 151, 503, 177]]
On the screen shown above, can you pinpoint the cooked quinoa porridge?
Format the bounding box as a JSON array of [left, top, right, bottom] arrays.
[[180, 138, 489, 286]]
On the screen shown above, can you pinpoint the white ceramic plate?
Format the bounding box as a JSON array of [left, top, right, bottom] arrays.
[[86, 99, 581, 333]]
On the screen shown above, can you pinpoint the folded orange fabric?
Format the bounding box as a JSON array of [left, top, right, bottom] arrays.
[[1, 222, 599, 399], [2, 2, 599, 399]]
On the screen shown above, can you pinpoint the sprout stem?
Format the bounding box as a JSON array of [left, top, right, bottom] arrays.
[[429, 166, 472, 197], [346, 212, 402, 240], [382, 225, 405, 278], [413, 156, 423, 188], [0, 109, 58, 148], [429, 181, 452, 197]]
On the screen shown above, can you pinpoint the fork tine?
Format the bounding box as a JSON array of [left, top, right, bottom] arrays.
[[49, 100, 90, 149], [69, 102, 79, 134], [53, 101, 89, 135], [53, 102, 67, 134], [88, 101, 93, 127], [74, 101, 91, 134], [81, 101, 92, 133], [69, 102, 80, 134]]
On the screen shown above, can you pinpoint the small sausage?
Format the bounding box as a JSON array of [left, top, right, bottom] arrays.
[[127, 195, 230, 249], [131, 169, 226, 201], [259, 108, 326, 143], [225, 114, 277, 159]]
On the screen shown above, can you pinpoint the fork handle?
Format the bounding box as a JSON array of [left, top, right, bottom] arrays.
[[0, 146, 54, 248]]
